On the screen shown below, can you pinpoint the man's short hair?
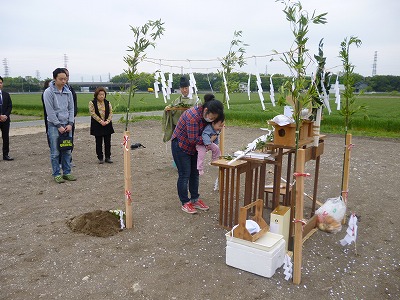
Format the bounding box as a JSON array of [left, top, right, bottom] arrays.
[[179, 76, 190, 88], [53, 68, 67, 79]]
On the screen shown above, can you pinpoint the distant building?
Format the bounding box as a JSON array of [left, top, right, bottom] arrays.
[[238, 82, 248, 93], [354, 82, 369, 93]]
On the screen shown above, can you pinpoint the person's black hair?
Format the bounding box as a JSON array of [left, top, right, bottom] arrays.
[[179, 76, 190, 88], [0, 76, 3, 82], [52, 68, 67, 79], [203, 93, 223, 116], [214, 111, 225, 123], [43, 79, 51, 90]]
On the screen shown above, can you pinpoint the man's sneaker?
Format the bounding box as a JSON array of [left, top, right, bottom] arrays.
[[63, 174, 77, 181], [181, 202, 197, 214], [193, 199, 209, 211], [54, 175, 65, 184]]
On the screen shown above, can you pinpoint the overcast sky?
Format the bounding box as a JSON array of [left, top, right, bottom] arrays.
[[2, 0, 399, 82]]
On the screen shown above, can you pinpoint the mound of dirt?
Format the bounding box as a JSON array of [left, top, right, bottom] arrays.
[[66, 210, 122, 237]]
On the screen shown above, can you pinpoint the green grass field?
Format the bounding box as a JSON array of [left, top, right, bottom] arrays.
[[9, 92, 400, 138]]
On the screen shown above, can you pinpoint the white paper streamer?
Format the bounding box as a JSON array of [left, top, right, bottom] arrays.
[[247, 73, 251, 100], [213, 177, 219, 191], [188, 71, 200, 104], [222, 70, 230, 109], [167, 73, 173, 98], [269, 74, 276, 107], [160, 71, 168, 103], [119, 210, 125, 229], [334, 74, 341, 110], [340, 214, 358, 246], [256, 73, 265, 111], [206, 72, 214, 94], [283, 254, 293, 281], [153, 72, 160, 99], [228, 131, 272, 165]]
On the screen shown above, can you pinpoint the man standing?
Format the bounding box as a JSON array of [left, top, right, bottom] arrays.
[[162, 76, 199, 142], [43, 68, 76, 183], [0, 76, 13, 161]]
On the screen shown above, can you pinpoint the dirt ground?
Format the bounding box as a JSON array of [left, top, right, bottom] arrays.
[[0, 119, 399, 300]]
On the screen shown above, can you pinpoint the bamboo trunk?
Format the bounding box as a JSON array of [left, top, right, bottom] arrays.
[[123, 131, 133, 229], [341, 133, 352, 225], [293, 149, 305, 285]]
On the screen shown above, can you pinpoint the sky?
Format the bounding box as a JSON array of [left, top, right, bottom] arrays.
[[2, 0, 400, 82]]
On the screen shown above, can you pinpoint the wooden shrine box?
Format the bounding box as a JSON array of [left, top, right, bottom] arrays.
[[268, 121, 297, 147], [269, 120, 314, 147]]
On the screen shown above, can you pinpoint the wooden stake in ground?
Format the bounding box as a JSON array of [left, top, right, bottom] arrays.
[[293, 149, 306, 285], [219, 126, 225, 156], [123, 131, 133, 229], [341, 133, 352, 225]]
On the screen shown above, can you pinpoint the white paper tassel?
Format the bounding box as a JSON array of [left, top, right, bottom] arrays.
[[222, 70, 230, 109], [213, 177, 219, 191], [119, 210, 125, 229], [340, 214, 358, 246], [269, 74, 276, 107], [256, 73, 265, 110], [334, 75, 341, 110], [283, 254, 293, 281], [228, 131, 272, 165], [188, 72, 200, 102], [160, 71, 168, 103], [153, 72, 160, 99], [166, 73, 173, 98], [247, 73, 251, 100]]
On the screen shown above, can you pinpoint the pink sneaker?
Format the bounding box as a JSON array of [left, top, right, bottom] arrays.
[[182, 202, 197, 214], [193, 199, 209, 211]]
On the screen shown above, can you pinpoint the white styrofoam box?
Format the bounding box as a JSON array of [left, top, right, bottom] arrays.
[[225, 231, 286, 278]]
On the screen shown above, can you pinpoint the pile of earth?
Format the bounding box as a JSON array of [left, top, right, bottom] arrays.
[[66, 210, 122, 237]]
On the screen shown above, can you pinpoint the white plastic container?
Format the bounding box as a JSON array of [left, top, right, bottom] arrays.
[[225, 231, 286, 278]]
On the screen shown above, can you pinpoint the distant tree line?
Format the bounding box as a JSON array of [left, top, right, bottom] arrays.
[[2, 73, 400, 93]]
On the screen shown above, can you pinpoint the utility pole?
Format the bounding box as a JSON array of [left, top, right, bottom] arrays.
[[372, 51, 377, 76], [64, 54, 69, 69], [3, 58, 9, 77]]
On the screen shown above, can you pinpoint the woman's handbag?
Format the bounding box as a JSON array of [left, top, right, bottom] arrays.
[[58, 132, 74, 151]]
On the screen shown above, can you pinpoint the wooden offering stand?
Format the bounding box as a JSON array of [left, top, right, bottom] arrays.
[[211, 159, 248, 230], [233, 199, 269, 242]]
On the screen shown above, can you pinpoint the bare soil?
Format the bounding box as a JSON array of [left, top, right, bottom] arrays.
[[0, 119, 399, 300]]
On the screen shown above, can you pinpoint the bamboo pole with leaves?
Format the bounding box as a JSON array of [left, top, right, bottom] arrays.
[[277, 0, 327, 156], [276, 0, 327, 284], [122, 19, 164, 229], [219, 30, 248, 155], [338, 36, 363, 136], [338, 36, 363, 224]]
